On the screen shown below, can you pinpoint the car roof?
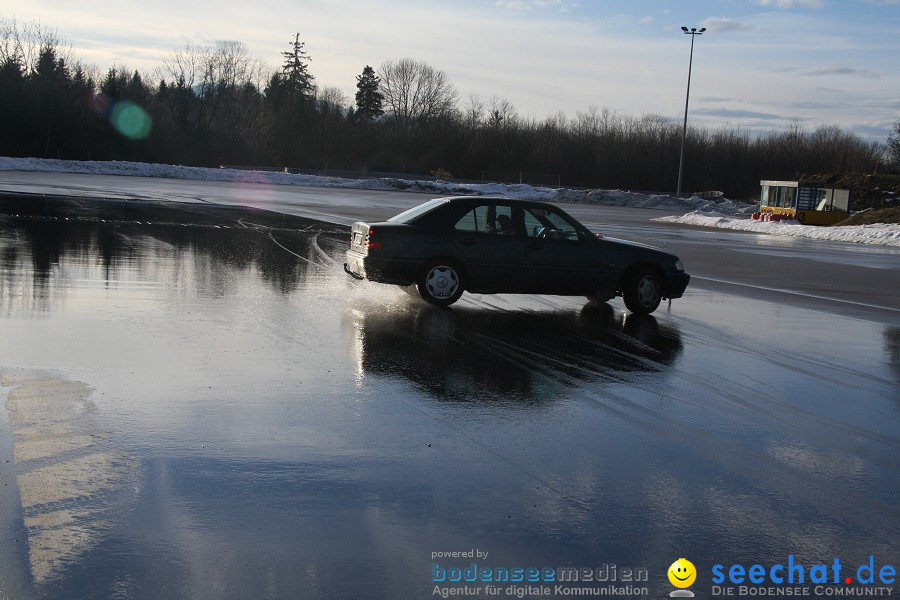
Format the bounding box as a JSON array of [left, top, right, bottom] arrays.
[[384, 195, 591, 232], [434, 196, 558, 209]]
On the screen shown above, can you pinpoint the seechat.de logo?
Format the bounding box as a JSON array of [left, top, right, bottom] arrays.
[[668, 558, 697, 598]]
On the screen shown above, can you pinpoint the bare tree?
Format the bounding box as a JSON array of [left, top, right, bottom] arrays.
[[887, 121, 900, 173], [317, 85, 347, 111], [213, 40, 268, 91], [0, 17, 72, 73], [158, 40, 267, 138], [573, 106, 607, 140], [462, 93, 484, 131], [378, 58, 457, 129], [487, 96, 516, 130]]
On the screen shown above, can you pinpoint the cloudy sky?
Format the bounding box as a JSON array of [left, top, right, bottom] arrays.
[[3, 0, 898, 140]]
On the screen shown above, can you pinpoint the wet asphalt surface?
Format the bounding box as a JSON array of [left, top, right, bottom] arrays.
[[0, 192, 898, 600]]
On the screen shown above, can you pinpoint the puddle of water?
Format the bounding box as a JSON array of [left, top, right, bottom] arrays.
[[0, 197, 897, 599]]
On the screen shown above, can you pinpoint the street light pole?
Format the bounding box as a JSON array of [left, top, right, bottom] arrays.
[[676, 26, 705, 198]]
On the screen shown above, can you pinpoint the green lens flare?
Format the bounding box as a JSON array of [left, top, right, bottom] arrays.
[[109, 101, 152, 140]]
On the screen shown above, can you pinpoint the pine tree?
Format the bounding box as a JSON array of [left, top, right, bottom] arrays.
[[263, 34, 317, 165], [354, 65, 383, 122], [281, 33, 314, 100], [0, 54, 27, 156], [31, 47, 71, 157]]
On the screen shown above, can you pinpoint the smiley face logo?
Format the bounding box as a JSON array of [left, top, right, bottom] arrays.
[[668, 558, 697, 588]]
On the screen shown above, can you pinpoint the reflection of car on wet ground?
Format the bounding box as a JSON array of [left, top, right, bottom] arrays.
[[344, 196, 690, 314], [343, 300, 684, 403]]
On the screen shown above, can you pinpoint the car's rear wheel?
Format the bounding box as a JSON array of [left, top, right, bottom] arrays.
[[417, 261, 465, 307], [622, 267, 662, 315]]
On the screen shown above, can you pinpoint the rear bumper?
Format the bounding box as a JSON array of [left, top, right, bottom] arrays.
[[343, 262, 365, 280], [345, 250, 418, 285], [345, 250, 367, 279], [664, 272, 690, 299]]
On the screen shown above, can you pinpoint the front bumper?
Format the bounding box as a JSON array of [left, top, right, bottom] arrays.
[[664, 272, 690, 299]]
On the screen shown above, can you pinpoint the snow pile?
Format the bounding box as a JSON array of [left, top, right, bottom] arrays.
[[654, 211, 900, 247], [0, 156, 382, 189], [0, 156, 753, 215], [554, 188, 756, 215]]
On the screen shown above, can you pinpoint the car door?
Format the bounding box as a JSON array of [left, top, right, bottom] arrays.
[[522, 206, 603, 295], [448, 203, 526, 293]]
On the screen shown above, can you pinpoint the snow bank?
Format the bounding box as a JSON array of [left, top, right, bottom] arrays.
[[0, 156, 382, 189], [553, 188, 756, 215], [654, 211, 900, 247]]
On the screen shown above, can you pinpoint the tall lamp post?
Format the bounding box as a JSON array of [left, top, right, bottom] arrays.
[[676, 26, 705, 198]]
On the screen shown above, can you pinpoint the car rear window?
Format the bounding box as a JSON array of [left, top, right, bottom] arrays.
[[387, 199, 448, 224]]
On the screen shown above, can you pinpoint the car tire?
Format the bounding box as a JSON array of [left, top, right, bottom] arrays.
[[622, 267, 662, 315], [417, 261, 465, 307]]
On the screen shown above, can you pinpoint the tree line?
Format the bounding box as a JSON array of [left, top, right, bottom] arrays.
[[1, 20, 896, 200]]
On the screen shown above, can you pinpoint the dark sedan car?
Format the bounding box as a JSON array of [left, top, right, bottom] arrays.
[[344, 197, 690, 314]]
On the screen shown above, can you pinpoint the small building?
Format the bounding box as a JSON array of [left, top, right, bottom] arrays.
[[757, 180, 852, 225]]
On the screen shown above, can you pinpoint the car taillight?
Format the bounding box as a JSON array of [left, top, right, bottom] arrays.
[[366, 228, 382, 250]]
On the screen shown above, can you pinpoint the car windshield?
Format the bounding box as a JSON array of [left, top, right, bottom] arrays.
[[387, 198, 447, 224]]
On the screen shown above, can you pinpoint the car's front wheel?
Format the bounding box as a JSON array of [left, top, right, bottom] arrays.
[[622, 267, 662, 315], [417, 261, 465, 307]]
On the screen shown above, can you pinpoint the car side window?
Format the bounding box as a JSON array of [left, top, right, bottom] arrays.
[[455, 205, 519, 236], [523, 211, 544, 238], [455, 206, 489, 232], [524, 207, 579, 241], [493, 205, 516, 235]]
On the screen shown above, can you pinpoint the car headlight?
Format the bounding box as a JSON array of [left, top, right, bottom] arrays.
[[674, 259, 684, 272]]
